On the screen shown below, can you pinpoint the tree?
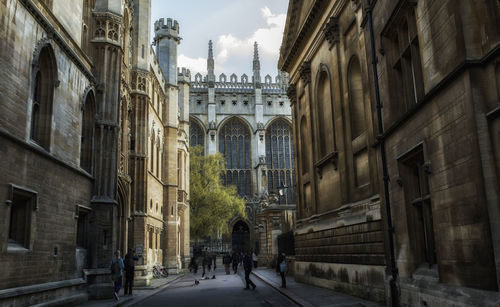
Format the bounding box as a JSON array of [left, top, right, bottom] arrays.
[[189, 145, 246, 241]]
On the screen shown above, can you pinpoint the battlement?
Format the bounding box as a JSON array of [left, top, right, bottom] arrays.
[[178, 67, 191, 83], [190, 71, 289, 93], [154, 18, 180, 39]]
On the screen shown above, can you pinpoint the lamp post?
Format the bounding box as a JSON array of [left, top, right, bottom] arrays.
[[277, 184, 288, 205]]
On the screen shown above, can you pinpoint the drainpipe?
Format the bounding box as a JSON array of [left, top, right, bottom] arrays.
[[365, 0, 399, 306]]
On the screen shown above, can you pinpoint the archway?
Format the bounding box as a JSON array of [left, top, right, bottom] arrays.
[[232, 220, 250, 253]]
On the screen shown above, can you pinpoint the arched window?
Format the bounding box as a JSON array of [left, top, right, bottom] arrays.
[[31, 45, 57, 150], [80, 91, 95, 173], [190, 119, 204, 147], [150, 129, 155, 171], [316, 67, 335, 157], [265, 119, 296, 204], [300, 117, 309, 175], [348, 56, 366, 140], [218, 117, 252, 197]]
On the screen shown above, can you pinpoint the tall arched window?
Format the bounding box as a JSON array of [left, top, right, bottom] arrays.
[[80, 91, 95, 173], [190, 119, 204, 147], [316, 66, 335, 157], [31, 45, 57, 150], [349, 56, 366, 139], [265, 119, 296, 204], [300, 117, 309, 175], [218, 117, 252, 197], [150, 129, 155, 171]]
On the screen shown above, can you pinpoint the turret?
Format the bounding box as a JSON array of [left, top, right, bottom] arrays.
[[154, 18, 181, 86], [207, 40, 215, 87], [253, 42, 261, 87], [131, 0, 151, 70]]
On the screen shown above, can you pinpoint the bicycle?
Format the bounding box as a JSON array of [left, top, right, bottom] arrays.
[[152, 264, 169, 278]]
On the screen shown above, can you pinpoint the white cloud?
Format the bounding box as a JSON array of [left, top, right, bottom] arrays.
[[178, 6, 286, 77], [178, 54, 206, 75]]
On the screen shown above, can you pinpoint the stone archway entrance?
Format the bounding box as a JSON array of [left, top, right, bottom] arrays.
[[232, 220, 250, 253]]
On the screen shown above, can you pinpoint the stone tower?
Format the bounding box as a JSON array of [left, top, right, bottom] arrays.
[[154, 18, 180, 86]]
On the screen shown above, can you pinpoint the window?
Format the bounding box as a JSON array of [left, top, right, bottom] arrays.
[[218, 117, 252, 197], [385, 4, 423, 116], [316, 66, 335, 157], [80, 92, 95, 173], [399, 146, 436, 267], [150, 129, 155, 171], [76, 205, 90, 248], [265, 119, 296, 204], [148, 228, 153, 249], [8, 185, 36, 250], [190, 119, 204, 147], [177, 151, 182, 189], [31, 45, 57, 150]]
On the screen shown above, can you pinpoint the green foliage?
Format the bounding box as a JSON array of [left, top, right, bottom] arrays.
[[189, 146, 246, 241]]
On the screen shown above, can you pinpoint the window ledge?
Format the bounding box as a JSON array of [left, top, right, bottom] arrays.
[[7, 242, 29, 253]]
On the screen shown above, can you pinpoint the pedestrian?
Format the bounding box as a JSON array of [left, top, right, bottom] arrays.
[[211, 253, 217, 279], [252, 251, 258, 268], [232, 252, 239, 274], [223, 253, 232, 275], [110, 250, 125, 300], [189, 255, 200, 285], [277, 252, 287, 288], [123, 249, 139, 295], [202, 252, 212, 279], [243, 251, 256, 290]]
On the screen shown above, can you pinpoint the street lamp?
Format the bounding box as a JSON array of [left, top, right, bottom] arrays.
[[276, 184, 288, 205]]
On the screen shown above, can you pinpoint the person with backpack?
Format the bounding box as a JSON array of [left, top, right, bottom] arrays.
[[277, 252, 287, 288], [123, 249, 139, 295], [243, 251, 256, 290], [110, 250, 125, 300]]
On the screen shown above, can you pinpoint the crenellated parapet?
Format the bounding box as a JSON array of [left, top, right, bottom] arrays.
[[153, 18, 180, 44], [190, 71, 289, 94], [178, 67, 191, 84]]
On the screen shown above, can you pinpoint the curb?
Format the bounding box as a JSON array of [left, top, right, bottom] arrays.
[[113, 274, 185, 307], [251, 271, 313, 307]]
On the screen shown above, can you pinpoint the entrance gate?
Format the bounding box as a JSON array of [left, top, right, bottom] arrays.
[[232, 220, 250, 253]]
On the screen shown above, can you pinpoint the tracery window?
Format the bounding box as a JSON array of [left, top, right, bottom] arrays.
[[219, 117, 252, 198], [31, 45, 57, 150], [265, 119, 296, 204], [190, 119, 204, 147], [80, 91, 95, 173]]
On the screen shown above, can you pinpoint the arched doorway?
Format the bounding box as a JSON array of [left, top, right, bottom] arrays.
[[232, 220, 250, 253]]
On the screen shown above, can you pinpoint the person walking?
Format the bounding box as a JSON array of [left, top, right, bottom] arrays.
[[277, 252, 287, 288], [223, 253, 232, 275], [252, 251, 258, 268], [189, 255, 200, 286], [243, 251, 256, 290], [211, 253, 217, 279], [110, 250, 125, 300], [232, 252, 239, 274], [123, 249, 139, 295]]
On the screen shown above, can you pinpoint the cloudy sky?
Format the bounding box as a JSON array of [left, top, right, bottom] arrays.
[[151, 0, 289, 79]]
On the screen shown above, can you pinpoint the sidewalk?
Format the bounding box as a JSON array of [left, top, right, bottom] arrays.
[[252, 268, 382, 307], [77, 274, 184, 307]]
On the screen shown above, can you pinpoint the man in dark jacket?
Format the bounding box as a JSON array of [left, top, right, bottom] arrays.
[[123, 249, 139, 295], [232, 252, 239, 274], [223, 253, 232, 275], [243, 251, 256, 290]]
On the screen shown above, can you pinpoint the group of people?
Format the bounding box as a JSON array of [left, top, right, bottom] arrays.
[[189, 250, 259, 290], [109, 249, 139, 300]]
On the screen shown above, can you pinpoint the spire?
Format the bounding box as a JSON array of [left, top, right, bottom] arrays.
[[253, 41, 261, 85], [207, 40, 215, 85], [253, 41, 260, 71]]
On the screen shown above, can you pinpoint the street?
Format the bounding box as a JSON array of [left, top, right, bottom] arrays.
[[133, 266, 298, 307]]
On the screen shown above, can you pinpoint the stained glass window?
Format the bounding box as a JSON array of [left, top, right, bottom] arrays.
[[219, 117, 252, 197], [265, 119, 296, 204], [190, 119, 204, 147]]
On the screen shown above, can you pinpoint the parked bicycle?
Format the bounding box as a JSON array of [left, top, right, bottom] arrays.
[[152, 264, 169, 278]]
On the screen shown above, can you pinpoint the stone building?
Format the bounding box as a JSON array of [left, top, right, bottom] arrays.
[[280, 0, 500, 306], [189, 41, 295, 266], [0, 0, 189, 305]]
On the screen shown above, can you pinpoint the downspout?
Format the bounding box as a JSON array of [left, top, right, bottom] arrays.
[[365, 1, 399, 306]]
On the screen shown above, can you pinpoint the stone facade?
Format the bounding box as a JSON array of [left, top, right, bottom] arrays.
[[0, 0, 189, 305], [189, 41, 295, 266], [280, 0, 500, 306]]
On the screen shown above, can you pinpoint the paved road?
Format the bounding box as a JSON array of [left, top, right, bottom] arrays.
[[133, 266, 298, 307]]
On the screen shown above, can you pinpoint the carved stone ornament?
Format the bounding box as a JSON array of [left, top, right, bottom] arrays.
[[208, 121, 217, 130], [257, 122, 265, 130], [286, 83, 297, 105], [324, 17, 340, 49], [299, 61, 311, 84]]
